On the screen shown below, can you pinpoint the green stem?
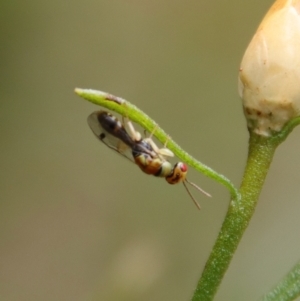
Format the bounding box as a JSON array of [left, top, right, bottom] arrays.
[[191, 115, 300, 300], [75, 88, 238, 198], [191, 133, 279, 301], [261, 261, 300, 301]]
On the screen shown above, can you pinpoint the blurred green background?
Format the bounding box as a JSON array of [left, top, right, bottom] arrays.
[[1, 0, 300, 300]]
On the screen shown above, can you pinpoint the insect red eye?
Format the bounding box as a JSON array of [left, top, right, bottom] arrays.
[[179, 163, 188, 172]]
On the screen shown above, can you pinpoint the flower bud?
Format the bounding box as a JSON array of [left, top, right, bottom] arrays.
[[238, 0, 300, 136]]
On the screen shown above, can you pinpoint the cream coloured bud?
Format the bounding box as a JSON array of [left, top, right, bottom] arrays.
[[238, 0, 300, 136]]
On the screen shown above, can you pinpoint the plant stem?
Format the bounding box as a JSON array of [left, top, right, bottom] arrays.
[[191, 133, 279, 301]]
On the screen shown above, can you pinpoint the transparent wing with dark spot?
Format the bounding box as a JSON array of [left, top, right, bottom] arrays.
[[87, 111, 135, 163]]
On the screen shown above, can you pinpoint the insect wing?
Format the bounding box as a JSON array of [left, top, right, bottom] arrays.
[[87, 111, 134, 162]]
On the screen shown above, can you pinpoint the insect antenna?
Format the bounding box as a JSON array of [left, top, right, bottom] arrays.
[[182, 181, 201, 210], [182, 179, 212, 210], [185, 178, 212, 197]]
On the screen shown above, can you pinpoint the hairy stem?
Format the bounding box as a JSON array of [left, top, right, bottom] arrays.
[[191, 133, 278, 300], [191, 115, 300, 300]]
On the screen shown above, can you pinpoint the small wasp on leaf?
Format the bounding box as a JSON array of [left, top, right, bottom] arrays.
[[87, 111, 211, 209]]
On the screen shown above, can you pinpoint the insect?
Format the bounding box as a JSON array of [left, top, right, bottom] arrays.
[[87, 110, 211, 209]]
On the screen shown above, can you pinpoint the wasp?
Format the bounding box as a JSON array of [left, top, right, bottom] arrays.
[[87, 110, 211, 209]]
